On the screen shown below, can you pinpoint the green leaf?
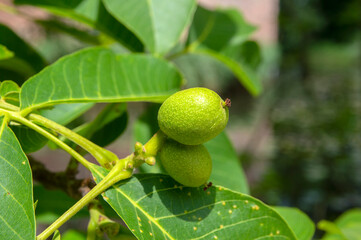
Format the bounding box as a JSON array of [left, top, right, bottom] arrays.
[[20, 47, 182, 113], [52, 230, 61, 240], [34, 184, 88, 224], [186, 7, 261, 96], [0, 45, 14, 60], [234, 40, 262, 70], [0, 116, 35, 240], [0, 24, 46, 80], [103, 0, 197, 55], [192, 49, 261, 96], [91, 166, 297, 240], [274, 207, 315, 240], [10, 124, 48, 153], [62, 230, 86, 240], [188, 7, 256, 51], [14, 0, 143, 52], [319, 209, 361, 240], [205, 132, 249, 194], [3, 92, 20, 107], [0, 80, 20, 107], [0, 80, 20, 97]]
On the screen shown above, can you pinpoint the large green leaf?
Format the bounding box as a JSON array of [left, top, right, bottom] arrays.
[[103, 0, 197, 55], [0, 24, 46, 82], [91, 167, 296, 240], [14, 0, 143, 52], [186, 7, 261, 96], [0, 117, 35, 240], [274, 207, 315, 240], [20, 47, 182, 113], [0, 45, 14, 60], [319, 209, 361, 240], [205, 132, 249, 194]]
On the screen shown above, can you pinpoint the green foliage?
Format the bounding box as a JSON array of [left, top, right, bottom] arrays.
[[103, 0, 197, 55], [205, 132, 249, 194], [0, 1, 342, 239], [274, 207, 315, 240], [186, 6, 262, 95], [0, 117, 35, 240], [0, 45, 14, 60], [319, 209, 361, 240], [20, 47, 182, 113], [91, 168, 297, 240]]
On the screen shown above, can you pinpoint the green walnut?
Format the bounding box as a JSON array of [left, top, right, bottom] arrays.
[[158, 88, 229, 145], [159, 140, 212, 187]]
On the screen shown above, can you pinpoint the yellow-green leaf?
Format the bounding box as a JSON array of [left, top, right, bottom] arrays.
[[0, 116, 35, 240], [20, 47, 182, 113], [91, 166, 297, 240]]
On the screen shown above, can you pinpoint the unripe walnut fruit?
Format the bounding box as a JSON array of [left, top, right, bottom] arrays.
[[159, 140, 212, 187], [158, 88, 229, 145]]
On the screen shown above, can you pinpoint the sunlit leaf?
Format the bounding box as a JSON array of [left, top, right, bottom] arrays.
[[319, 209, 361, 240], [0, 80, 20, 96], [20, 47, 182, 113], [274, 206, 315, 240], [91, 166, 296, 240], [0, 45, 14, 60], [0, 116, 35, 240], [103, 0, 197, 55], [62, 230, 86, 240]]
